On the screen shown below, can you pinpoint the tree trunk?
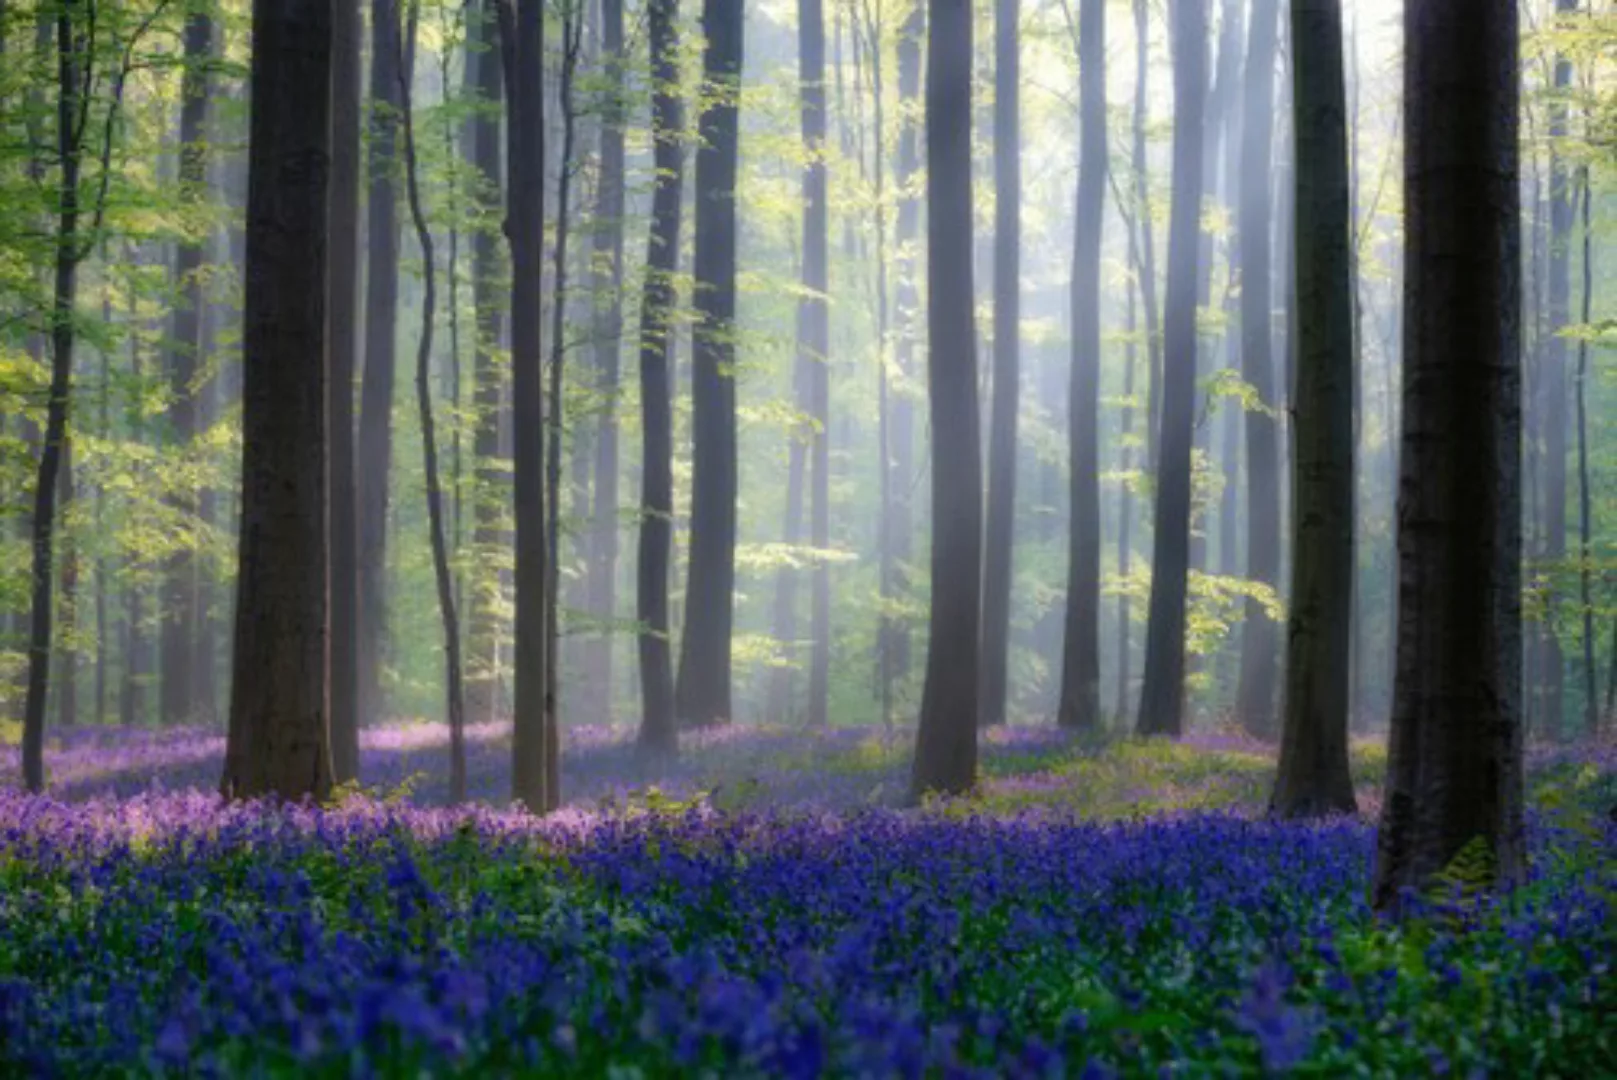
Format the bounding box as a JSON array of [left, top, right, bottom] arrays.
[[804, 0, 831, 733], [980, 0, 1019, 729], [54, 441, 76, 730], [328, 0, 362, 782], [636, 0, 682, 756], [160, 9, 213, 728], [1372, 0, 1525, 915], [888, 0, 922, 689], [1573, 170, 1596, 735], [1539, 0, 1577, 735], [465, 0, 507, 727], [22, 4, 87, 792], [911, 0, 980, 798], [1234, 0, 1280, 736], [1271, 0, 1355, 818], [1058, 0, 1104, 732], [357, 0, 404, 730], [584, 0, 627, 725], [1135, 0, 1206, 740], [503, 0, 554, 813], [675, 0, 743, 728], [1132, 0, 1163, 476], [398, 5, 468, 802], [220, 0, 334, 802]]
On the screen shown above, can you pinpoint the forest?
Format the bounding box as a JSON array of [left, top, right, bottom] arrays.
[[0, 0, 1613, 1074]]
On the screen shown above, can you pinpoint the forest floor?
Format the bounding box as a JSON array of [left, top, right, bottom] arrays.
[[0, 720, 1612, 1076]]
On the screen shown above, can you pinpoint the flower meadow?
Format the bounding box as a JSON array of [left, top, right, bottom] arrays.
[[0, 725, 1613, 1077]]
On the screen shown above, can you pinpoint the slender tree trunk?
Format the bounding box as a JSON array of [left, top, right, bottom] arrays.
[[636, 0, 682, 756], [160, 9, 213, 727], [399, 4, 468, 801], [911, 0, 980, 798], [328, 0, 362, 781], [1234, 0, 1281, 736], [220, 0, 334, 802], [54, 440, 75, 730], [676, 0, 744, 728], [1573, 169, 1596, 735], [889, 0, 922, 689], [1372, 0, 1525, 914], [1272, 0, 1355, 818], [503, 0, 554, 812], [1135, 0, 1206, 740], [357, 0, 404, 730], [1058, 0, 1104, 732], [766, 373, 806, 725], [22, 4, 86, 792], [466, 0, 507, 727], [979, 0, 1019, 729], [1133, 0, 1163, 475], [1539, 0, 1577, 735], [798, 0, 831, 730], [861, 0, 893, 731], [584, 0, 627, 725]]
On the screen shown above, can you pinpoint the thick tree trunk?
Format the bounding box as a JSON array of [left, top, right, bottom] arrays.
[[1272, 0, 1355, 819], [1234, 0, 1280, 736], [220, 0, 334, 802], [584, 0, 627, 725], [328, 0, 362, 782], [160, 10, 213, 728], [1057, 0, 1104, 732], [1135, 0, 1206, 739], [357, 0, 404, 730], [465, 0, 506, 727], [911, 0, 980, 798], [979, 0, 1019, 729], [636, 0, 682, 756], [503, 0, 554, 812], [1372, 0, 1525, 914], [676, 0, 743, 728]]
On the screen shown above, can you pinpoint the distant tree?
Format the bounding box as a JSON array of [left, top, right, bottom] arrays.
[[1372, 0, 1525, 914], [637, 0, 682, 757], [398, 0, 467, 803], [676, 0, 743, 728], [1234, 0, 1281, 736], [357, 0, 404, 730], [328, 0, 362, 783], [980, 0, 1019, 730], [465, 0, 506, 727], [799, 0, 831, 730], [911, 0, 980, 798], [160, 5, 213, 728], [1131, 0, 1163, 475], [220, 0, 334, 801], [1271, 0, 1355, 819], [503, 0, 554, 812], [1136, 0, 1206, 739], [1058, 0, 1104, 732]]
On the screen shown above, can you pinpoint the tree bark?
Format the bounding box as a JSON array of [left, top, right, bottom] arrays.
[[675, 0, 744, 728], [328, 0, 362, 782], [636, 0, 682, 756], [1234, 0, 1280, 736], [220, 0, 334, 802], [1057, 0, 1103, 732], [980, 0, 1019, 729], [1372, 0, 1525, 915], [357, 0, 404, 730], [911, 0, 980, 798], [1272, 0, 1355, 819], [503, 0, 554, 812], [1135, 0, 1206, 740]]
